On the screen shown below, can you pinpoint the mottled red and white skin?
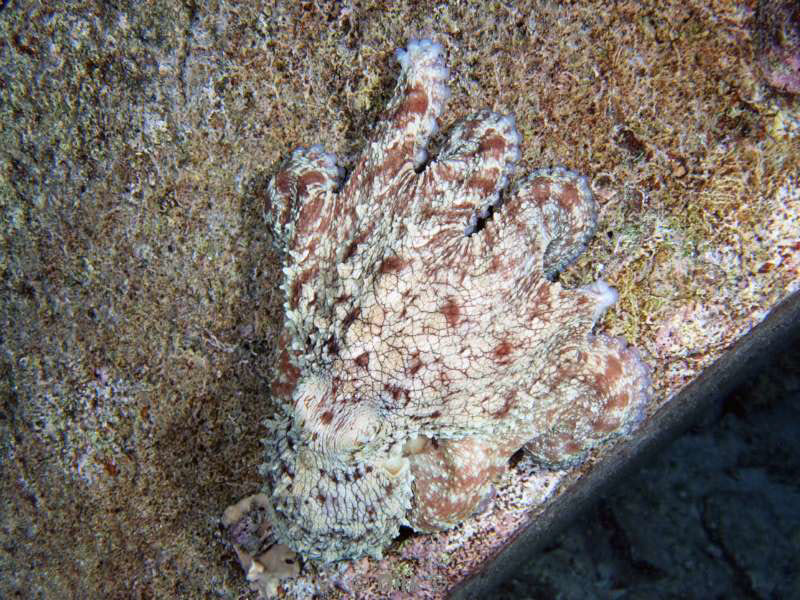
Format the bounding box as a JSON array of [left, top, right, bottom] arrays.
[[261, 39, 650, 562]]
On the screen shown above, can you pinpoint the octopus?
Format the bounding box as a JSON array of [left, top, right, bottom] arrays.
[[259, 39, 651, 563]]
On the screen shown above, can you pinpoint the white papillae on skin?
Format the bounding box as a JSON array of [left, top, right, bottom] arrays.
[[260, 39, 651, 562]]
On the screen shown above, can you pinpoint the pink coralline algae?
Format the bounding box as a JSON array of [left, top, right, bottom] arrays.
[[259, 39, 651, 562], [755, 0, 800, 94]]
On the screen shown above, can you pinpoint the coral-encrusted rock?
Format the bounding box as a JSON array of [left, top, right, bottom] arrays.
[[259, 39, 651, 562]]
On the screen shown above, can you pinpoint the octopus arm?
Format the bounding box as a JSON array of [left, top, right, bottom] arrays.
[[344, 39, 450, 224], [499, 167, 598, 283], [264, 424, 414, 562], [524, 334, 651, 468], [407, 434, 525, 531], [267, 145, 344, 257], [419, 110, 522, 235], [266, 146, 351, 328]]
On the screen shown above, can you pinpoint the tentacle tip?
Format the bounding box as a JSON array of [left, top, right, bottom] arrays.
[[395, 38, 444, 69], [582, 279, 619, 323]]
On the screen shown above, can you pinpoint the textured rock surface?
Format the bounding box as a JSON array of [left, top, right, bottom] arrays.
[[0, 1, 797, 598], [260, 39, 650, 562]]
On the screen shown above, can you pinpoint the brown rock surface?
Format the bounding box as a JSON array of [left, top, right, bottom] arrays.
[[1, 2, 797, 598]]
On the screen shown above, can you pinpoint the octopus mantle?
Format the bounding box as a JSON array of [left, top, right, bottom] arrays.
[[260, 39, 650, 562]]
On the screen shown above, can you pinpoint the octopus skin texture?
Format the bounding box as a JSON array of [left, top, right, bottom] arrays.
[[260, 39, 651, 563]]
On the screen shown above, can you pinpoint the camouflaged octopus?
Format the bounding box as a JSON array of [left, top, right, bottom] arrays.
[[261, 39, 651, 563]]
